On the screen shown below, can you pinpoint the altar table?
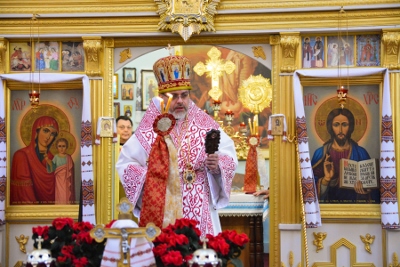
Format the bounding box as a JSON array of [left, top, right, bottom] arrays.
[[218, 192, 265, 267]]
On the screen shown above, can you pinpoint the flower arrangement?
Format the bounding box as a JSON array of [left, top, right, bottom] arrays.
[[30, 217, 106, 267], [152, 218, 249, 267], [206, 230, 249, 267], [29, 217, 248, 267]]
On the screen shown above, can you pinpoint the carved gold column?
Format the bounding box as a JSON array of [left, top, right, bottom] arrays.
[[0, 38, 8, 74], [101, 37, 118, 223], [269, 32, 300, 267], [83, 36, 103, 77], [382, 29, 400, 223], [278, 32, 300, 222], [83, 36, 114, 225]]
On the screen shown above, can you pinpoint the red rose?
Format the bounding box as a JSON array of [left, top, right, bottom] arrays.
[[221, 230, 249, 247], [193, 227, 201, 237], [154, 232, 171, 245], [72, 256, 88, 267], [75, 232, 93, 244], [206, 234, 230, 256], [52, 217, 74, 230], [166, 232, 179, 247], [184, 254, 193, 262], [174, 233, 189, 245], [61, 245, 75, 257], [164, 224, 177, 232], [174, 218, 199, 230], [73, 221, 93, 232], [57, 255, 69, 263], [232, 232, 249, 247], [153, 243, 169, 256], [32, 226, 49, 238], [161, 250, 184, 266]]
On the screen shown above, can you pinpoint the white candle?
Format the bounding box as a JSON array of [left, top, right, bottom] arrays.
[[254, 115, 259, 135], [165, 93, 172, 112], [158, 97, 164, 113], [248, 118, 253, 135]]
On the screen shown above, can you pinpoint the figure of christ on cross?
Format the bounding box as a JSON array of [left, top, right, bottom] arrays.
[[90, 198, 161, 266], [91, 222, 160, 266]]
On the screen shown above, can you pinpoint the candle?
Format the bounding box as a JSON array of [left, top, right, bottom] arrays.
[[248, 118, 253, 135], [165, 93, 173, 112], [158, 97, 164, 113], [254, 115, 259, 135]]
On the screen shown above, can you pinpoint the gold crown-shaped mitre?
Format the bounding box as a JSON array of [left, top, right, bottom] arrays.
[[153, 55, 192, 94]]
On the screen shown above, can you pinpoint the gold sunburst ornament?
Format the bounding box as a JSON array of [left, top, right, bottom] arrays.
[[238, 75, 272, 114], [154, 0, 220, 42]]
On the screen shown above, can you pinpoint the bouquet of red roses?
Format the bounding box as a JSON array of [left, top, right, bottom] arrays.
[[31, 217, 106, 267], [152, 218, 202, 267], [152, 218, 249, 267], [206, 229, 250, 267]]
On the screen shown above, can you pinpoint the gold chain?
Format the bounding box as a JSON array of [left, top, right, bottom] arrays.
[[174, 116, 196, 186]]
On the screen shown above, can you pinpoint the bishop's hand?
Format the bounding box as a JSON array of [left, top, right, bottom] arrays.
[[206, 153, 220, 174]]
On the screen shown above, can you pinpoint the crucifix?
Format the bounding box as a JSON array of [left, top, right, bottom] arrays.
[[90, 198, 161, 267], [36, 236, 44, 249], [193, 46, 236, 101]]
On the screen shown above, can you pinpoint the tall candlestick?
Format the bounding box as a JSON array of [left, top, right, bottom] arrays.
[[165, 93, 173, 112]]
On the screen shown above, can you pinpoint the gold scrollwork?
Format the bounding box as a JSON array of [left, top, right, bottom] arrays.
[[280, 34, 300, 73], [82, 37, 103, 77], [382, 30, 400, 70]]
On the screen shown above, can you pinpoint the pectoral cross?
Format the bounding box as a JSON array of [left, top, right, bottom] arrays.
[[193, 46, 236, 101], [90, 198, 161, 267]]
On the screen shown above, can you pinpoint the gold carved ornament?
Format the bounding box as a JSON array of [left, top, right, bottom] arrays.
[[389, 252, 399, 267], [154, 0, 221, 42], [238, 74, 272, 115], [252, 46, 266, 60], [15, 234, 29, 253], [312, 232, 327, 253], [119, 48, 132, 64], [360, 233, 375, 254]]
